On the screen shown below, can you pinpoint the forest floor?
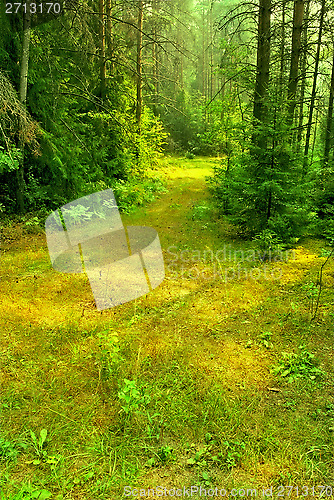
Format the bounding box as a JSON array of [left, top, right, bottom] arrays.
[[1, 156, 334, 500]]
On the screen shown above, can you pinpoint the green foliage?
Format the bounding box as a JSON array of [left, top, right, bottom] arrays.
[[28, 429, 48, 464], [190, 201, 212, 221], [223, 440, 246, 468], [257, 331, 273, 349], [0, 146, 21, 174], [211, 117, 312, 241], [157, 445, 175, 464], [118, 379, 151, 415], [187, 439, 245, 470], [0, 437, 26, 461], [96, 331, 124, 381], [0, 486, 52, 500], [253, 229, 283, 258], [272, 346, 324, 383], [112, 177, 168, 213]]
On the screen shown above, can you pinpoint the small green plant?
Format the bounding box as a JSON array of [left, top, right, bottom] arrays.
[[199, 471, 212, 487], [28, 429, 48, 464], [24, 216, 43, 234], [223, 440, 246, 468], [253, 229, 283, 260], [0, 437, 26, 461], [190, 202, 211, 221], [272, 346, 324, 383], [257, 331, 273, 349], [96, 331, 124, 381], [157, 445, 175, 463], [0, 484, 52, 500], [187, 448, 210, 467], [146, 411, 163, 441], [118, 379, 151, 415], [187, 438, 245, 470]]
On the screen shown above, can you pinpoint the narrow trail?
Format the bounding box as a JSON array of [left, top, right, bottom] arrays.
[[0, 157, 333, 493]]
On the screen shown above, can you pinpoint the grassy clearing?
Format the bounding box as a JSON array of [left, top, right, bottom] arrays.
[[0, 156, 333, 499]]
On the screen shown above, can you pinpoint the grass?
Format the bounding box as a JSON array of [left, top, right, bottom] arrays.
[[0, 155, 333, 499]]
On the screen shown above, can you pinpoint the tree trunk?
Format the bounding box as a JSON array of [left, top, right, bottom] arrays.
[[17, 2, 31, 213], [287, 0, 304, 130], [323, 49, 334, 172], [99, 0, 106, 100], [106, 0, 113, 72], [136, 0, 143, 134], [202, 6, 206, 97], [296, 0, 310, 152], [303, 0, 326, 175], [152, 0, 159, 114], [253, 0, 271, 149], [278, 0, 286, 92], [210, 1, 214, 103]]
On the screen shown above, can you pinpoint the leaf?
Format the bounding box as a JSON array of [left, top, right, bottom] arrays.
[[36, 490, 52, 500], [30, 430, 37, 445], [39, 429, 48, 445]]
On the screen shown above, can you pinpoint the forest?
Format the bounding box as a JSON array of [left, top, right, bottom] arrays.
[[0, 0, 334, 498]]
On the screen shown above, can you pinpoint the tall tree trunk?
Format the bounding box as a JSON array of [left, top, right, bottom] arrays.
[[278, 0, 286, 93], [17, 2, 31, 213], [209, 1, 214, 103], [152, 0, 159, 114], [136, 0, 143, 134], [296, 0, 310, 152], [202, 6, 206, 96], [287, 0, 304, 131], [99, 0, 106, 100], [152, 30, 157, 114], [323, 49, 334, 175], [303, 0, 326, 175], [106, 0, 114, 72], [253, 0, 271, 149]]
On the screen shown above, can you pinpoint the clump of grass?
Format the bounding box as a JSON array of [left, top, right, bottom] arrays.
[[272, 345, 324, 383]]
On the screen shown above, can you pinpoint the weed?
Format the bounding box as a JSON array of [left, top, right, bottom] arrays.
[[199, 471, 213, 487], [257, 331, 273, 349], [112, 178, 168, 213], [26, 429, 48, 465], [0, 485, 52, 500], [26, 429, 61, 469], [24, 216, 43, 235], [0, 437, 26, 461], [253, 229, 283, 259], [272, 346, 324, 383], [190, 202, 211, 221], [223, 440, 246, 468], [118, 379, 151, 415], [96, 331, 124, 381], [146, 411, 163, 441], [157, 445, 175, 464], [187, 439, 245, 470]]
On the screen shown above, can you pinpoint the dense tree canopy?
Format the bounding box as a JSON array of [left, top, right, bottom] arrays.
[[0, 0, 333, 242]]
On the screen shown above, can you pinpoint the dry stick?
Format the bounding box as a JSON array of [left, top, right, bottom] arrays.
[[311, 247, 334, 322]]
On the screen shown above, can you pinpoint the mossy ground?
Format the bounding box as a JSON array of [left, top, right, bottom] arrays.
[[0, 156, 333, 499]]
